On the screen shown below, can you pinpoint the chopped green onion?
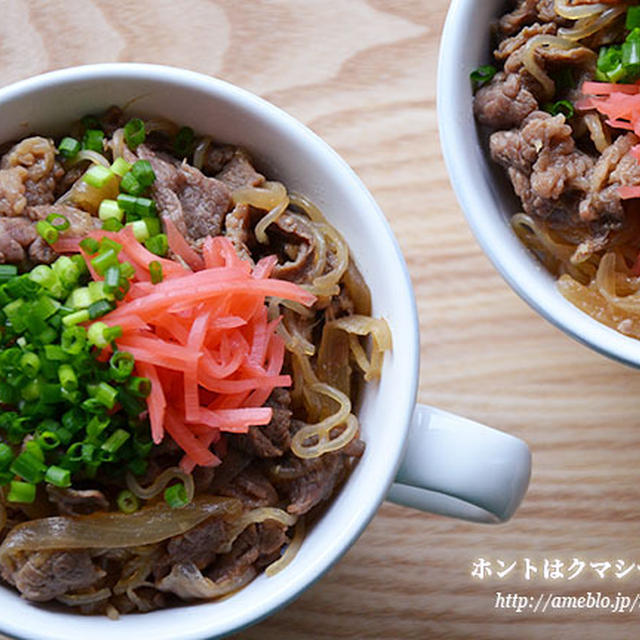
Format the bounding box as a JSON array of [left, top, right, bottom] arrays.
[[164, 482, 189, 508], [174, 126, 195, 156], [87, 321, 121, 348], [470, 64, 497, 90], [119, 262, 135, 279], [544, 99, 575, 119], [66, 442, 84, 462], [127, 220, 150, 242], [88, 381, 118, 409], [68, 286, 92, 309], [110, 351, 135, 381], [0, 443, 14, 469], [627, 6, 640, 30], [120, 172, 143, 196], [149, 260, 163, 284], [45, 465, 71, 488], [111, 157, 132, 177], [37, 431, 61, 450], [10, 451, 46, 483], [91, 248, 118, 276], [99, 237, 123, 255], [19, 352, 41, 378], [143, 217, 161, 237], [58, 363, 78, 390], [82, 129, 104, 152], [60, 326, 87, 354], [46, 212, 70, 231], [102, 218, 124, 232], [7, 480, 36, 503], [130, 160, 156, 188], [83, 165, 114, 189], [0, 264, 18, 283], [126, 376, 151, 398], [102, 428, 130, 453], [79, 237, 100, 255], [145, 234, 168, 257], [124, 118, 146, 149], [24, 441, 44, 462], [117, 489, 139, 514], [58, 137, 81, 159], [62, 309, 90, 327], [52, 256, 79, 288], [103, 265, 121, 294], [116, 193, 138, 214], [98, 199, 124, 222], [36, 220, 59, 245], [88, 299, 115, 320], [135, 197, 156, 217]]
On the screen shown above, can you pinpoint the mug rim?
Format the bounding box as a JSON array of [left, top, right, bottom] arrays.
[[437, 0, 640, 370], [0, 63, 420, 640]]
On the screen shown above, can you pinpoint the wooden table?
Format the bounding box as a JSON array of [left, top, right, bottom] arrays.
[[3, 1, 640, 638]]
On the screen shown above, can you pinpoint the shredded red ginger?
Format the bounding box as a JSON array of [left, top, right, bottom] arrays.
[[579, 80, 640, 199], [53, 226, 316, 472]]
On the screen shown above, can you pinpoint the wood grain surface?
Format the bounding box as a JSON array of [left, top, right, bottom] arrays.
[[2, 1, 640, 639]]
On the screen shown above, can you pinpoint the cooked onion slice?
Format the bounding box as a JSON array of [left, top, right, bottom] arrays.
[[554, 0, 609, 19], [126, 467, 194, 502], [0, 497, 241, 566], [157, 563, 256, 600], [265, 517, 305, 577]]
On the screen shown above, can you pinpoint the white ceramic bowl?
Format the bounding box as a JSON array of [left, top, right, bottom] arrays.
[[0, 63, 530, 640], [438, 0, 640, 369]]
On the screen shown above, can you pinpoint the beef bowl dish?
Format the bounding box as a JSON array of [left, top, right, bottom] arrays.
[[473, 1, 640, 340], [440, 0, 640, 367], [0, 105, 391, 617]]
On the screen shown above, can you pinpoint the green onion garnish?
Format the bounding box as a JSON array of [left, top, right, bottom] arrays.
[[83, 165, 114, 189], [98, 199, 124, 222], [120, 172, 143, 196], [117, 489, 139, 514], [110, 351, 135, 381], [627, 6, 640, 30], [544, 100, 575, 119], [130, 160, 156, 188], [58, 137, 81, 159], [164, 482, 189, 508], [111, 157, 132, 177], [174, 126, 195, 157], [149, 260, 163, 284], [36, 220, 59, 245], [470, 64, 497, 90], [127, 220, 150, 242], [46, 212, 70, 231], [124, 118, 145, 149], [45, 465, 71, 488], [7, 480, 36, 503], [0, 265, 18, 283], [82, 129, 104, 153], [127, 376, 151, 398], [145, 233, 168, 257], [79, 237, 100, 255]]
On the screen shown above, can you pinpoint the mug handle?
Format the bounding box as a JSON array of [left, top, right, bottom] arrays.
[[386, 404, 531, 523]]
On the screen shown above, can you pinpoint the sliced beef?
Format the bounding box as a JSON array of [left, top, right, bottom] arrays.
[[224, 203, 256, 262], [46, 486, 109, 516], [234, 388, 292, 458], [202, 144, 236, 175], [474, 71, 538, 129], [269, 212, 316, 281], [208, 521, 287, 583], [490, 111, 594, 227], [580, 133, 640, 223], [166, 517, 231, 570], [0, 217, 36, 263], [0, 167, 28, 216], [283, 453, 348, 515], [26, 204, 101, 237], [137, 145, 232, 244], [218, 467, 279, 508], [1, 137, 62, 208], [6, 550, 103, 602], [498, 0, 562, 37], [214, 149, 265, 192]]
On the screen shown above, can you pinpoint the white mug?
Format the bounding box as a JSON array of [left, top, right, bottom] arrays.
[[0, 64, 531, 640]]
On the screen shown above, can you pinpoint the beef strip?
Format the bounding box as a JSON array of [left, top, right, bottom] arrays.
[[26, 204, 101, 236], [224, 203, 261, 262], [0, 167, 29, 216], [474, 71, 539, 129], [214, 149, 265, 192], [497, 0, 562, 37], [137, 144, 232, 244], [218, 467, 279, 508], [0, 217, 36, 263], [5, 551, 104, 602], [1, 137, 62, 208], [165, 517, 231, 570], [490, 111, 595, 227], [233, 388, 292, 458], [202, 144, 236, 175], [207, 521, 287, 583], [269, 212, 316, 281], [46, 486, 109, 516]]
